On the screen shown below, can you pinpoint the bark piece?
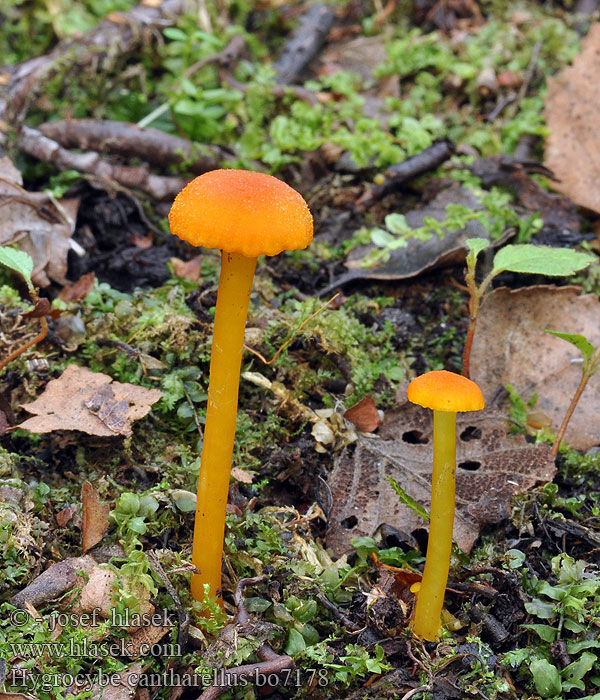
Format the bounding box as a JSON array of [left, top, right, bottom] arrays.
[[19, 364, 162, 436], [326, 405, 555, 556], [11, 555, 97, 607]]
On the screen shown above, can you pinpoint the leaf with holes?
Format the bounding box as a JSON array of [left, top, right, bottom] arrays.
[[325, 403, 555, 556]]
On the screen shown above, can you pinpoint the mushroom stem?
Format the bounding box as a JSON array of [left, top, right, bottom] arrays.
[[191, 251, 257, 602], [412, 409, 456, 641]]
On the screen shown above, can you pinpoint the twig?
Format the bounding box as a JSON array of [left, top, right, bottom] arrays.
[[18, 126, 189, 200], [39, 119, 223, 175], [314, 590, 362, 632], [196, 575, 294, 700], [243, 293, 340, 365], [272, 5, 335, 84], [506, 40, 542, 120], [147, 550, 190, 656], [355, 140, 455, 211]]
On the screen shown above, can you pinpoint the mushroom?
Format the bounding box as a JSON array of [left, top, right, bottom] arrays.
[[407, 369, 484, 640], [168, 169, 313, 602]]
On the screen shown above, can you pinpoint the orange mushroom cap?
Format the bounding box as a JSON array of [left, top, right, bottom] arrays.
[[408, 370, 484, 413], [168, 169, 313, 258]]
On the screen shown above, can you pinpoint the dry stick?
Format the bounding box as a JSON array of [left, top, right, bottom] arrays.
[[39, 119, 223, 176], [146, 551, 190, 656], [244, 293, 340, 365], [196, 576, 294, 700], [18, 126, 189, 201]]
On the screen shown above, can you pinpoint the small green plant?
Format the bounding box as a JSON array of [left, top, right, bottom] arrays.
[[462, 240, 594, 377], [0, 248, 49, 375], [544, 331, 600, 457], [503, 554, 600, 699]]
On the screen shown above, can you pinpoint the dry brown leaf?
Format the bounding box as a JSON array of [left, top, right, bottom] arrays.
[[19, 364, 162, 436], [0, 155, 77, 286], [344, 396, 382, 432], [326, 404, 554, 556], [58, 272, 96, 302], [544, 23, 600, 213], [125, 614, 172, 659], [78, 566, 154, 624], [470, 285, 600, 451], [170, 255, 203, 281], [78, 566, 116, 617], [82, 481, 111, 553]]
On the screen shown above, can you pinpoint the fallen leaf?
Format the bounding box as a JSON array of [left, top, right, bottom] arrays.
[[78, 566, 116, 618], [56, 505, 76, 527], [326, 404, 555, 556], [470, 285, 600, 451], [344, 397, 382, 432], [82, 481, 111, 553], [59, 272, 96, 302], [319, 185, 509, 295], [125, 614, 172, 659], [19, 364, 162, 436], [0, 155, 77, 286], [78, 566, 154, 625], [170, 255, 203, 280], [231, 467, 253, 484], [544, 23, 600, 213]]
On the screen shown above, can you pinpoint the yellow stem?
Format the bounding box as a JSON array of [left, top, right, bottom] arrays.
[[412, 410, 456, 641], [191, 251, 257, 602]]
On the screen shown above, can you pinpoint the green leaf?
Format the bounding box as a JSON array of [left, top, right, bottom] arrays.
[[465, 237, 489, 261], [563, 652, 597, 683], [492, 244, 593, 277], [525, 599, 556, 619], [0, 247, 34, 288], [285, 628, 306, 655], [370, 228, 395, 247], [522, 624, 558, 642], [127, 517, 147, 534], [530, 658, 562, 697], [384, 213, 410, 235], [545, 330, 595, 361], [567, 640, 600, 654]]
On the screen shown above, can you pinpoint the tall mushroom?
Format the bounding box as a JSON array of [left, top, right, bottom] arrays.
[[407, 370, 484, 641], [168, 169, 313, 602]]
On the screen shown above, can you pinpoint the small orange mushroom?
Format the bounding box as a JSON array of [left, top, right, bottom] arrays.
[[407, 370, 484, 640], [169, 169, 313, 603]]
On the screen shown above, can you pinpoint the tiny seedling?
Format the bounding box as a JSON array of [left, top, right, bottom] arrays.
[[0, 248, 49, 374], [544, 330, 600, 456], [462, 240, 594, 377]]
